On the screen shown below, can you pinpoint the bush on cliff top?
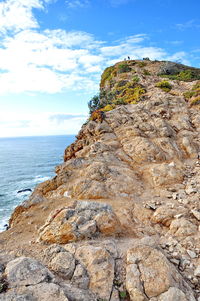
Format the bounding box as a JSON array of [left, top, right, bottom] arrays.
[[160, 70, 200, 82], [183, 81, 200, 106], [117, 63, 131, 74], [155, 80, 172, 92], [100, 66, 115, 87]]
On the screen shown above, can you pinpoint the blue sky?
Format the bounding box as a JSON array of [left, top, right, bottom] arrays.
[[0, 0, 200, 137]]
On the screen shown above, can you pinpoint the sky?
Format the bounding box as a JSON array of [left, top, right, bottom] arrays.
[[0, 0, 200, 137]]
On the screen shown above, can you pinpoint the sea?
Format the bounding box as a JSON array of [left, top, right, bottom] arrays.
[[0, 135, 75, 232]]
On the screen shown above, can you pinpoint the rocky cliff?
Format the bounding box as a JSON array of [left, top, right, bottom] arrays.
[[0, 59, 200, 301]]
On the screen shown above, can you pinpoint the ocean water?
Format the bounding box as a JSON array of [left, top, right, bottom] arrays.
[[0, 135, 75, 232]]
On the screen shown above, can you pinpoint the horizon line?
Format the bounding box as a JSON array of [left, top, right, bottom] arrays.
[[0, 134, 77, 139]]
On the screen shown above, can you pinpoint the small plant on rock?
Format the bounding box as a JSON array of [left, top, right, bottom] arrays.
[[190, 96, 200, 105], [101, 104, 116, 112], [137, 61, 147, 67], [117, 63, 131, 74], [114, 98, 127, 105], [143, 69, 151, 75], [100, 66, 115, 87], [183, 81, 200, 105], [119, 291, 127, 299], [132, 75, 140, 83], [90, 110, 105, 122], [155, 80, 172, 92]]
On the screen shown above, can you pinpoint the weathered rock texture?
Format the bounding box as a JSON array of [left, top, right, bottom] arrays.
[[1, 60, 200, 300], [39, 201, 121, 244]]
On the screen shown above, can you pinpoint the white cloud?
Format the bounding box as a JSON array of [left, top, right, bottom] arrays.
[[65, 0, 89, 8], [100, 35, 166, 60], [0, 111, 87, 137], [0, 0, 45, 33], [167, 51, 190, 66], [176, 20, 200, 31]]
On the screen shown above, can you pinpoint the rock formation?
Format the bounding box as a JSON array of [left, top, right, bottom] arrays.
[[0, 59, 200, 300]]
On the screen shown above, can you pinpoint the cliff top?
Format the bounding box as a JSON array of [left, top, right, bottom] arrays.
[[86, 59, 200, 122]]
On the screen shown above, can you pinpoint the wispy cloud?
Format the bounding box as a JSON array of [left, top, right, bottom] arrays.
[[0, 111, 86, 137], [100, 35, 166, 61], [65, 0, 89, 9], [109, 0, 134, 7], [165, 40, 183, 45], [166, 51, 190, 66], [49, 113, 87, 124], [176, 19, 200, 31]]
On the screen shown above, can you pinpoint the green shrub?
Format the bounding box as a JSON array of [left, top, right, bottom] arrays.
[[132, 75, 140, 83], [117, 63, 131, 74], [101, 104, 116, 112], [160, 70, 200, 82], [190, 96, 200, 105], [100, 66, 115, 87], [114, 98, 127, 105], [123, 86, 146, 103], [155, 80, 172, 92], [192, 81, 200, 90], [137, 61, 147, 67], [178, 70, 193, 81], [119, 291, 127, 298], [183, 81, 200, 101], [183, 91, 195, 100], [88, 95, 101, 114], [143, 69, 151, 75], [116, 80, 128, 88]]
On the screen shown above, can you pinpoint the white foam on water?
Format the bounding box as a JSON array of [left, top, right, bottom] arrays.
[[33, 175, 50, 183], [0, 216, 9, 232]]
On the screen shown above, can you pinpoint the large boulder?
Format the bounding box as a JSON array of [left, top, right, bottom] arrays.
[[0, 283, 69, 301], [75, 244, 115, 300], [126, 245, 195, 301], [39, 201, 121, 244], [5, 257, 53, 288]]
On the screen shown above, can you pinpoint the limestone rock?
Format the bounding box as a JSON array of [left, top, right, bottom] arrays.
[[71, 263, 89, 289], [191, 209, 200, 221], [39, 201, 121, 244], [151, 205, 179, 226], [49, 251, 75, 280], [0, 283, 69, 301], [169, 218, 197, 237], [126, 245, 195, 300], [194, 265, 200, 277], [158, 287, 187, 301], [75, 244, 115, 300], [149, 163, 184, 187], [5, 257, 53, 288], [62, 283, 97, 301]]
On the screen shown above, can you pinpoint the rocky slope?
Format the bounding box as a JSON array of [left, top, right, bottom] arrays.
[[0, 59, 200, 301]]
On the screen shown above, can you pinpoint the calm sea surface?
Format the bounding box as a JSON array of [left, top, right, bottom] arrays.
[[0, 135, 75, 231]]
